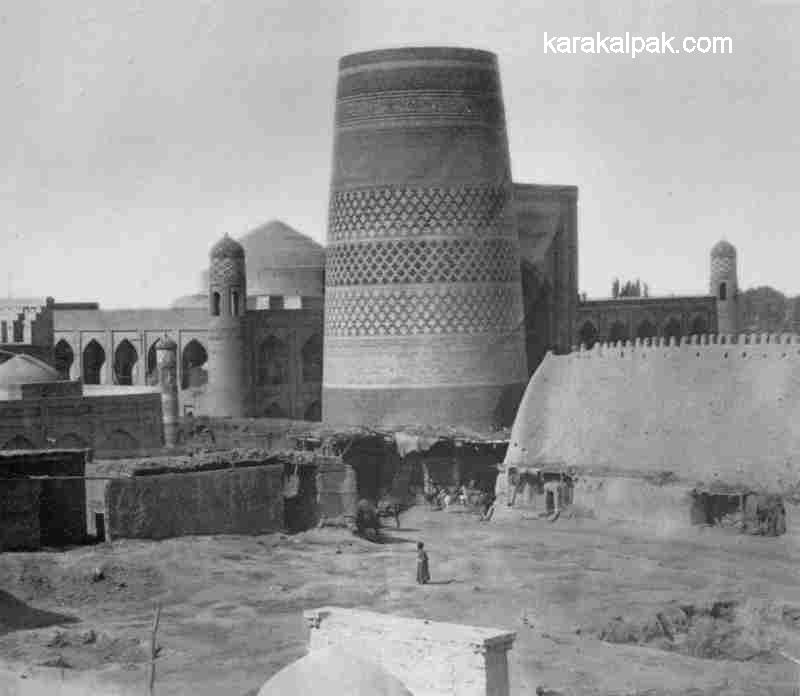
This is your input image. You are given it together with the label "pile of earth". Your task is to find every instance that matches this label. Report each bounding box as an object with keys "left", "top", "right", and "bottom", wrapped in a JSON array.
[
  {"left": 34, "top": 627, "right": 152, "bottom": 670},
  {"left": 0, "top": 557, "right": 163, "bottom": 609},
  {"left": 596, "top": 597, "right": 800, "bottom": 663}
]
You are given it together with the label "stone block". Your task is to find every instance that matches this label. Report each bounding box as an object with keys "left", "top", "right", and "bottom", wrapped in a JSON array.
[{"left": 304, "top": 606, "right": 515, "bottom": 696}]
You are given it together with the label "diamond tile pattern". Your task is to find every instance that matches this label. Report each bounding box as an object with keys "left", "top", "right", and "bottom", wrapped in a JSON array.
[
  {"left": 326, "top": 238, "right": 520, "bottom": 286},
  {"left": 209, "top": 258, "right": 245, "bottom": 287},
  {"left": 328, "top": 186, "right": 511, "bottom": 242},
  {"left": 325, "top": 285, "right": 523, "bottom": 337}
]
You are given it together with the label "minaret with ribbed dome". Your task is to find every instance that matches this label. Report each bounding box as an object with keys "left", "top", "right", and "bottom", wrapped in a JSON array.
[
  {"left": 710, "top": 239, "right": 739, "bottom": 334},
  {"left": 207, "top": 233, "right": 248, "bottom": 417}
]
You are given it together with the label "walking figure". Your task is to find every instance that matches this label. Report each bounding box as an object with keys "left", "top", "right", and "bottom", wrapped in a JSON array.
[{"left": 416, "top": 541, "right": 430, "bottom": 585}]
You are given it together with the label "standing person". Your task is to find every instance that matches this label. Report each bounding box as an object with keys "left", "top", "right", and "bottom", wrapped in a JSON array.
[{"left": 416, "top": 541, "right": 430, "bottom": 585}]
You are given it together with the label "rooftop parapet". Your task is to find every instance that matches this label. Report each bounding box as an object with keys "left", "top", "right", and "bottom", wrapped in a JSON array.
[{"left": 571, "top": 333, "right": 800, "bottom": 359}]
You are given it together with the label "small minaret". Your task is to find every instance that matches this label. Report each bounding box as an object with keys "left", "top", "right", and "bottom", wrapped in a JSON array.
[
  {"left": 207, "top": 234, "right": 247, "bottom": 418},
  {"left": 156, "top": 335, "right": 179, "bottom": 448},
  {"left": 710, "top": 239, "right": 739, "bottom": 334}
]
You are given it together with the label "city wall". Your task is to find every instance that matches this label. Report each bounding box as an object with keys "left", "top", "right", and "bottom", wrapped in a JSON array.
[
  {"left": 506, "top": 334, "right": 800, "bottom": 491},
  {"left": 104, "top": 464, "right": 284, "bottom": 540}
]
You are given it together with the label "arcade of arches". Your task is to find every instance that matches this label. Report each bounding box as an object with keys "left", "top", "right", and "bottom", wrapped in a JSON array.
[{"left": 575, "top": 297, "right": 717, "bottom": 349}]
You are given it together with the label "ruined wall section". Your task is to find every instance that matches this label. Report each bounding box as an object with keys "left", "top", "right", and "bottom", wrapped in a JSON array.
[{"left": 507, "top": 333, "right": 800, "bottom": 490}]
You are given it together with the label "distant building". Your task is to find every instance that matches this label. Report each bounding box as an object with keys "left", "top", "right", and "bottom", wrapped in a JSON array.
[
  {"left": 0, "top": 351, "right": 162, "bottom": 455},
  {"left": 0, "top": 221, "right": 325, "bottom": 423},
  {"left": 574, "top": 241, "right": 739, "bottom": 347}
]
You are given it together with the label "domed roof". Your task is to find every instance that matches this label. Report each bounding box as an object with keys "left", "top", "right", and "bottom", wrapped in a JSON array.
[
  {"left": 198, "top": 220, "right": 325, "bottom": 296},
  {"left": 239, "top": 220, "right": 324, "bottom": 271},
  {"left": 210, "top": 234, "right": 245, "bottom": 260},
  {"left": 170, "top": 294, "right": 207, "bottom": 309},
  {"left": 0, "top": 352, "right": 60, "bottom": 387},
  {"left": 257, "top": 646, "right": 412, "bottom": 696},
  {"left": 711, "top": 239, "right": 736, "bottom": 257}
]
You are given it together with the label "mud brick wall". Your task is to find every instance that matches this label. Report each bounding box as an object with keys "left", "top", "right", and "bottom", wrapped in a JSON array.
[
  {"left": 315, "top": 457, "right": 357, "bottom": 522},
  {"left": 0, "top": 479, "right": 41, "bottom": 550},
  {"left": 105, "top": 464, "right": 283, "bottom": 540},
  {"left": 304, "top": 606, "right": 515, "bottom": 696},
  {"left": 506, "top": 336, "right": 800, "bottom": 491},
  {"left": 0, "top": 450, "right": 87, "bottom": 548},
  {"left": 573, "top": 476, "right": 695, "bottom": 533}
]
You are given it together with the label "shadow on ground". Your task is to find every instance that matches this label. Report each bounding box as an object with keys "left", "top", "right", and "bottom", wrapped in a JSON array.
[{"left": 0, "top": 590, "right": 79, "bottom": 636}]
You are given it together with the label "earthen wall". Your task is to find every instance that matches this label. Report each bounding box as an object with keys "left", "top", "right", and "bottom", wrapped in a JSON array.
[
  {"left": 506, "top": 334, "right": 800, "bottom": 490},
  {"left": 105, "top": 464, "right": 283, "bottom": 540}
]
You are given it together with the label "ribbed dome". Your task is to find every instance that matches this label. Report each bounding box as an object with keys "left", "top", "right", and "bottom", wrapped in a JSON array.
[
  {"left": 258, "top": 647, "right": 412, "bottom": 696},
  {"left": 0, "top": 353, "right": 60, "bottom": 387},
  {"left": 239, "top": 220, "right": 324, "bottom": 272},
  {"left": 210, "top": 234, "right": 245, "bottom": 260},
  {"left": 199, "top": 220, "right": 325, "bottom": 297},
  {"left": 711, "top": 239, "right": 736, "bottom": 257}
]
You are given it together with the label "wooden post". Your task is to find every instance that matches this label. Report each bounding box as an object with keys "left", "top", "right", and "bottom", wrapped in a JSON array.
[{"left": 147, "top": 603, "right": 162, "bottom": 695}]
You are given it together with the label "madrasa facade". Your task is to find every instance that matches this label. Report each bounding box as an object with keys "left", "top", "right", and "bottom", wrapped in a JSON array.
[{"left": 0, "top": 47, "right": 735, "bottom": 431}]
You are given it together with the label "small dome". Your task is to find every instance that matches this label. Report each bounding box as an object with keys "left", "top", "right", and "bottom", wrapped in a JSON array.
[
  {"left": 0, "top": 353, "right": 61, "bottom": 387},
  {"left": 210, "top": 234, "right": 245, "bottom": 260},
  {"left": 199, "top": 220, "right": 325, "bottom": 297},
  {"left": 711, "top": 239, "right": 736, "bottom": 258},
  {"left": 258, "top": 646, "right": 412, "bottom": 696}
]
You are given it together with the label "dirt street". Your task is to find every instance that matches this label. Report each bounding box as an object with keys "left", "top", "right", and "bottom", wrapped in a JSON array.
[{"left": 2, "top": 507, "right": 800, "bottom": 695}]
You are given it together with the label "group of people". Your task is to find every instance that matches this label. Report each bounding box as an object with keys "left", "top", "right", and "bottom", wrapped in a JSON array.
[{"left": 426, "top": 481, "right": 494, "bottom": 516}]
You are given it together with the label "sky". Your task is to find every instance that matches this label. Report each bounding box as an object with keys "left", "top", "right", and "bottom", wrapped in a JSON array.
[{"left": 1, "top": 0, "right": 798, "bottom": 308}]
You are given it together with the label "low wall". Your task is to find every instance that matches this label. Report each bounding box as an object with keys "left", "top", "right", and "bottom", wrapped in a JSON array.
[
  {"left": 105, "top": 464, "right": 283, "bottom": 540},
  {"left": 0, "top": 392, "right": 163, "bottom": 457},
  {"left": 573, "top": 476, "right": 695, "bottom": 533},
  {"left": 0, "top": 480, "right": 40, "bottom": 551},
  {"left": 0, "top": 450, "right": 87, "bottom": 549},
  {"left": 304, "top": 606, "right": 516, "bottom": 696}
]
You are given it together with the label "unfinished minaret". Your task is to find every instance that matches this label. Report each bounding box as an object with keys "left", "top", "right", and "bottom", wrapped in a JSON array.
[{"left": 322, "top": 47, "right": 528, "bottom": 429}]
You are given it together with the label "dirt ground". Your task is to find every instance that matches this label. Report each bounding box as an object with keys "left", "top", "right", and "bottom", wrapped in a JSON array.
[{"left": 2, "top": 506, "right": 800, "bottom": 695}]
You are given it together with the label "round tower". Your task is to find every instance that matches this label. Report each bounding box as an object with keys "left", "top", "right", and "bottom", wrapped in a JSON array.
[
  {"left": 155, "top": 335, "right": 179, "bottom": 447},
  {"left": 322, "top": 47, "right": 528, "bottom": 429},
  {"left": 710, "top": 239, "right": 739, "bottom": 334},
  {"left": 207, "top": 234, "right": 247, "bottom": 418}
]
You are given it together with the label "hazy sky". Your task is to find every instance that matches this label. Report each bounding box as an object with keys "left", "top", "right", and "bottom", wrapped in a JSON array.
[{"left": 2, "top": 1, "right": 798, "bottom": 308}]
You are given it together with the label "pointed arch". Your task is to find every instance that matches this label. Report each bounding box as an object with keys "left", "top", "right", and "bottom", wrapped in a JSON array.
[
  {"left": 663, "top": 317, "right": 683, "bottom": 343},
  {"left": 181, "top": 339, "right": 208, "bottom": 390},
  {"left": 2, "top": 435, "right": 36, "bottom": 450},
  {"left": 608, "top": 321, "right": 628, "bottom": 344},
  {"left": 301, "top": 333, "right": 323, "bottom": 382},
  {"left": 54, "top": 433, "right": 88, "bottom": 449},
  {"left": 113, "top": 339, "right": 138, "bottom": 385},
  {"left": 258, "top": 335, "right": 289, "bottom": 386},
  {"left": 690, "top": 315, "right": 708, "bottom": 336},
  {"left": 578, "top": 321, "right": 598, "bottom": 350},
  {"left": 54, "top": 339, "right": 75, "bottom": 380},
  {"left": 146, "top": 339, "right": 159, "bottom": 385},
  {"left": 263, "top": 402, "right": 288, "bottom": 418},
  {"left": 104, "top": 429, "right": 139, "bottom": 452},
  {"left": 82, "top": 340, "right": 106, "bottom": 385},
  {"left": 304, "top": 400, "right": 321, "bottom": 422},
  {"left": 636, "top": 319, "right": 657, "bottom": 343}
]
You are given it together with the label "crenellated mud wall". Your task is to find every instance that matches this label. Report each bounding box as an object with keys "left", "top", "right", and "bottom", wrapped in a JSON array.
[{"left": 505, "top": 334, "right": 800, "bottom": 491}]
